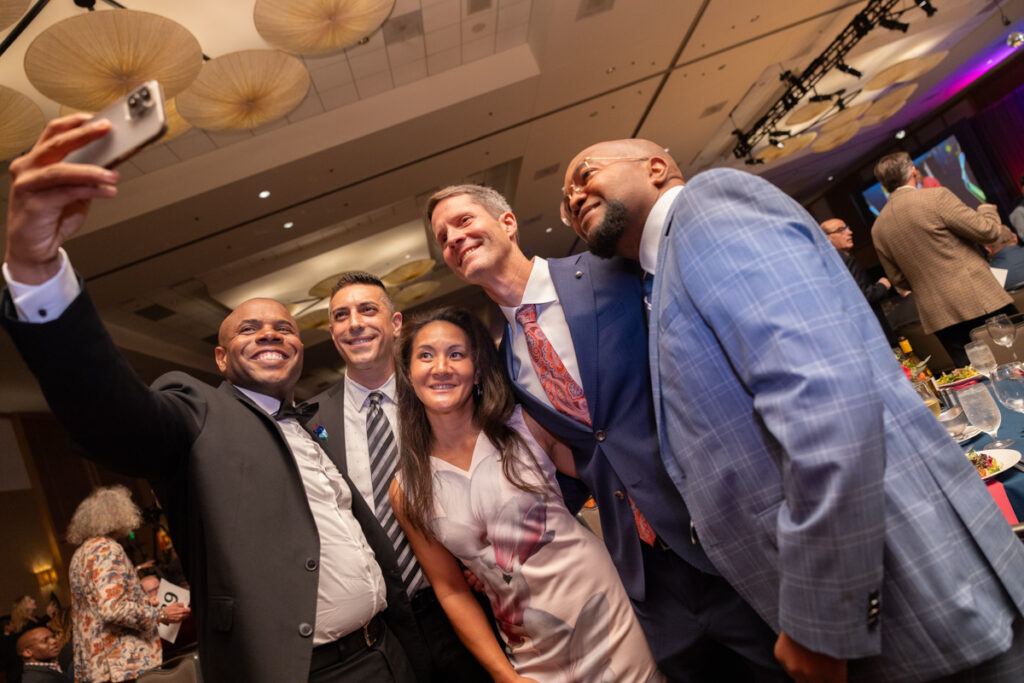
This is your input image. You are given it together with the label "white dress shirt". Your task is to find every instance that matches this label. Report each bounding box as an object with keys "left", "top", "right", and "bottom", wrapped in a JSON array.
[
  {"left": 3, "top": 251, "right": 388, "bottom": 645},
  {"left": 342, "top": 372, "right": 425, "bottom": 595},
  {"left": 342, "top": 373, "right": 399, "bottom": 514},
  {"left": 638, "top": 185, "right": 684, "bottom": 276},
  {"left": 500, "top": 257, "right": 585, "bottom": 411}
]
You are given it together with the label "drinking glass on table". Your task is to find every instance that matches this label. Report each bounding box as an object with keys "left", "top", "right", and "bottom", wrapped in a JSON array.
[
  {"left": 958, "top": 383, "right": 1014, "bottom": 448},
  {"left": 986, "top": 314, "right": 1019, "bottom": 361},
  {"left": 991, "top": 363, "right": 1024, "bottom": 416},
  {"left": 965, "top": 340, "right": 998, "bottom": 377}
]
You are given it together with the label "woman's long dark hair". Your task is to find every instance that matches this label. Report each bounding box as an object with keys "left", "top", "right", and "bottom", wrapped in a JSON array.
[{"left": 395, "top": 306, "right": 548, "bottom": 534}]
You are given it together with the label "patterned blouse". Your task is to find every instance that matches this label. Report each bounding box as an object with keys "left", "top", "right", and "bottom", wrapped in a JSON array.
[{"left": 69, "top": 536, "right": 162, "bottom": 682}]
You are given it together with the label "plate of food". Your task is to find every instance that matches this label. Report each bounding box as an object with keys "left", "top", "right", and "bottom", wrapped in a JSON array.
[
  {"left": 966, "top": 448, "right": 1020, "bottom": 480},
  {"left": 936, "top": 366, "right": 981, "bottom": 389}
]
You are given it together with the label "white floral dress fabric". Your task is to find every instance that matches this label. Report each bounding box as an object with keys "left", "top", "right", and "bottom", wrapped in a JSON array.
[{"left": 425, "top": 406, "right": 663, "bottom": 682}]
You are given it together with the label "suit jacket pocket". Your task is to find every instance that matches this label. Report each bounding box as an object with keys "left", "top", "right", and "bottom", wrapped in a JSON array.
[{"left": 208, "top": 596, "right": 234, "bottom": 632}]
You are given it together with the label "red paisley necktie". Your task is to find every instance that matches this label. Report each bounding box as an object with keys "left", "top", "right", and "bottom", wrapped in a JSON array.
[{"left": 515, "top": 303, "right": 656, "bottom": 545}]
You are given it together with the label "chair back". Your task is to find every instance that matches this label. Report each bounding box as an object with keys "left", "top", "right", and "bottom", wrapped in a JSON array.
[
  {"left": 137, "top": 651, "right": 201, "bottom": 683},
  {"left": 968, "top": 313, "right": 1024, "bottom": 365}
]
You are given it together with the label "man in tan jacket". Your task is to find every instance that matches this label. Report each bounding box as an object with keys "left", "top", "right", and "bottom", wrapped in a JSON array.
[{"left": 871, "top": 151, "right": 1014, "bottom": 366}]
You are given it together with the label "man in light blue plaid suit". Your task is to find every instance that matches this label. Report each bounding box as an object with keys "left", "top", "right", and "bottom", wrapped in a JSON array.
[{"left": 560, "top": 138, "right": 1024, "bottom": 682}]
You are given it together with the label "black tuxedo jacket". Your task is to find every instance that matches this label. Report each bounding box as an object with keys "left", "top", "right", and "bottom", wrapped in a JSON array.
[{"left": 1, "top": 287, "right": 428, "bottom": 683}]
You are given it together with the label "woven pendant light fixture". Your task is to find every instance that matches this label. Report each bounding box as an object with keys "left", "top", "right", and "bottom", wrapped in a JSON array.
[
  {"left": 0, "top": 0, "right": 29, "bottom": 32},
  {"left": 0, "top": 86, "right": 45, "bottom": 161},
  {"left": 254, "top": 0, "right": 395, "bottom": 55},
  {"left": 756, "top": 131, "right": 816, "bottom": 164},
  {"left": 176, "top": 50, "right": 310, "bottom": 130},
  {"left": 819, "top": 101, "right": 871, "bottom": 135},
  {"left": 23, "top": 10, "right": 203, "bottom": 112},
  {"left": 860, "top": 83, "right": 917, "bottom": 127},
  {"left": 813, "top": 121, "right": 860, "bottom": 152},
  {"left": 381, "top": 258, "right": 435, "bottom": 287},
  {"left": 783, "top": 99, "right": 832, "bottom": 126},
  {"left": 863, "top": 51, "right": 948, "bottom": 92}
]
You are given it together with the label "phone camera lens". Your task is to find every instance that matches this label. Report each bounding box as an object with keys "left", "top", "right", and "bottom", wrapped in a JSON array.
[
  {"left": 128, "top": 96, "right": 138, "bottom": 108},
  {"left": 139, "top": 87, "right": 150, "bottom": 101}
]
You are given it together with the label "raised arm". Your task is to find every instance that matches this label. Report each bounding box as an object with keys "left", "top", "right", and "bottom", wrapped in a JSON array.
[
  {"left": 5, "top": 114, "right": 119, "bottom": 284},
  {"left": 388, "top": 480, "right": 537, "bottom": 683}
]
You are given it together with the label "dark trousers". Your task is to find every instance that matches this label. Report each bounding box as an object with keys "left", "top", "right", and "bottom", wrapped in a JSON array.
[
  {"left": 308, "top": 620, "right": 414, "bottom": 683},
  {"left": 934, "top": 303, "right": 1018, "bottom": 368},
  {"left": 409, "top": 587, "right": 491, "bottom": 683},
  {"left": 633, "top": 543, "right": 790, "bottom": 683}
]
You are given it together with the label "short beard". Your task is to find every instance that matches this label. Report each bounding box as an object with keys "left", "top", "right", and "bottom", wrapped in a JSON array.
[{"left": 584, "top": 200, "right": 630, "bottom": 259}]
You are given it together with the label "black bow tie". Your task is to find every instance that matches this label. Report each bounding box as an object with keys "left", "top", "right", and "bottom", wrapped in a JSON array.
[{"left": 274, "top": 401, "right": 318, "bottom": 425}]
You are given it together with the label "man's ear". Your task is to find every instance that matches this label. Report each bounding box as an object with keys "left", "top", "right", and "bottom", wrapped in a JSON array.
[
  {"left": 500, "top": 211, "right": 518, "bottom": 240},
  {"left": 214, "top": 346, "right": 228, "bottom": 373},
  {"left": 392, "top": 310, "right": 403, "bottom": 336},
  {"left": 649, "top": 156, "right": 671, "bottom": 187}
]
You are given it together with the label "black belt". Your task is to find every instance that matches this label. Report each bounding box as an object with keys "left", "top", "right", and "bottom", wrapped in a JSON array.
[{"left": 309, "top": 613, "right": 384, "bottom": 671}]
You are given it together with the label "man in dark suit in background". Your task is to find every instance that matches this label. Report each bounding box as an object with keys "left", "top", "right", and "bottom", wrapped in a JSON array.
[
  {"left": 1, "top": 115, "right": 428, "bottom": 683},
  {"left": 310, "top": 272, "right": 489, "bottom": 682},
  {"left": 425, "top": 184, "right": 784, "bottom": 681},
  {"left": 16, "top": 627, "right": 64, "bottom": 683},
  {"left": 820, "top": 217, "right": 898, "bottom": 344}
]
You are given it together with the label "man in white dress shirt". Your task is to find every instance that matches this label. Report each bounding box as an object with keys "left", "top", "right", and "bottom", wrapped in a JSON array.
[
  {"left": 310, "top": 272, "right": 490, "bottom": 682},
  {"left": 0, "top": 115, "right": 427, "bottom": 682}
]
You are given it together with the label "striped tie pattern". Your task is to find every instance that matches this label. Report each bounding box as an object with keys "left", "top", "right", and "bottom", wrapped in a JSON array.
[{"left": 367, "top": 391, "right": 423, "bottom": 594}]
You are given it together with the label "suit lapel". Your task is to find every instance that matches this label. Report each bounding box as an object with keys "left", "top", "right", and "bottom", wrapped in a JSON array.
[
  {"left": 309, "top": 381, "right": 349, "bottom": 473},
  {"left": 548, "top": 255, "right": 601, "bottom": 416}
]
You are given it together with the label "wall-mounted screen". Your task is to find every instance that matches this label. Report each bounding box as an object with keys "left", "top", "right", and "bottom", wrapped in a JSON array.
[{"left": 861, "top": 134, "right": 988, "bottom": 217}]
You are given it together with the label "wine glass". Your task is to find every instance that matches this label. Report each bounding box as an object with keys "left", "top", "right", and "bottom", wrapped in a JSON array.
[
  {"left": 965, "top": 340, "right": 997, "bottom": 377},
  {"left": 986, "top": 314, "right": 1019, "bottom": 361},
  {"left": 991, "top": 362, "right": 1024, "bottom": 417},
  {"left": 958, "top": 383, "right": 1014, "bottom": 448}
]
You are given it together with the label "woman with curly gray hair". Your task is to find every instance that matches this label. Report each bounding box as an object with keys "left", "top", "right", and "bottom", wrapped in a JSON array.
[{"left": 67, "top": 486, "right": 189, "bottom": 682}]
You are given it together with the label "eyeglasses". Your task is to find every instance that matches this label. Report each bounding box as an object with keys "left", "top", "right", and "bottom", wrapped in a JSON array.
[
  {"left": 560, "top": 156, "right": 649, "bottom": 226},
  {"left": 824, "top": 224, "right": 852, "bottom": 235}
]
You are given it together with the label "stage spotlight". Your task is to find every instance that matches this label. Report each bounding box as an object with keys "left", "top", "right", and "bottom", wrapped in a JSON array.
[
  {"left": 837, "top": 62, "right": 863, "bottom": 78},
  {"left": 769, "top": 139, "right": 785, "bottom": 149},
  {"left": 1009, "top": 32, "right": 1024, "bottom": 48},
  {"left": 880, "top": 17, "right": 909, "bottom": 32},
  {"left": 915, "top": 1, "right": 937, "bottom": 17},
  {"left": 895, "top": 129, "right": 907, "bottom": 140}
]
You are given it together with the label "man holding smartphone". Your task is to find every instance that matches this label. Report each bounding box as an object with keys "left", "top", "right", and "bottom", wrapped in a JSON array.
[{"left": 1, "top": 115, "right": 429, "bottom": 683}]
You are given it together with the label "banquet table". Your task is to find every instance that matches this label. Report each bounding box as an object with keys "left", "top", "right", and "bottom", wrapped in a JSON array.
[{"left": 954, "top": 380, "right": 1024, "bottom": 525}]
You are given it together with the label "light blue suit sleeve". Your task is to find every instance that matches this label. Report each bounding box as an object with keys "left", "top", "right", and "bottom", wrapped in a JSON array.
[{"left": 654, "top": 169, "right": 888, "bottom": 657}]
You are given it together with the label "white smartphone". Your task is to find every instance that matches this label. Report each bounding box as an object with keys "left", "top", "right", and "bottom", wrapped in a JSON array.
[{"left": 64, "top": 80, "right": 168, "bottom": 168}]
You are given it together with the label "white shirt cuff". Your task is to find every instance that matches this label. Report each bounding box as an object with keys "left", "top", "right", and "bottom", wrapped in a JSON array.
[{"left": 2, "top": 249, "right": 81, "bottom": 322}]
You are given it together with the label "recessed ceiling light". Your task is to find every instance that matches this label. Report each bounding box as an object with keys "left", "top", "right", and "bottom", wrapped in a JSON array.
[
  {"left": 258, "top": 190, "right": 271, "bottom": 199},
  {"left": 404, "top": 254, "right": 412, "bottom": 259},
  {"left": 827, "top": 175, "right": 834, "bottom": 181},
  {"left": 606, "top": 66, "right": 616, "bottom": 74},
  {"left": 545, "top": 227, "right": 553, "bottom": 233},
  {"left": 283, "top": 221, "right": 294, "bottom": 229},
  {"left": 895, "top": 129, "right": 907, "bottom": 139}
]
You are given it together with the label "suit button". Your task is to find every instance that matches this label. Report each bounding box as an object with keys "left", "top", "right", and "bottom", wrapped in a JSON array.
[
  {"left": 305, "top": 558, "right": 317, "bottom": 571},
  {"left": 614, "top": 490, "right": 625, "bottom": 500},
  {"left": 574, "top": 270, "right": 583, "bottom": 279},
  {"left": 298, "top": 622, "right": 313, "bottom": 637},
  {"left": 594, "top": 430, "right": 606, "bottom": 441}
]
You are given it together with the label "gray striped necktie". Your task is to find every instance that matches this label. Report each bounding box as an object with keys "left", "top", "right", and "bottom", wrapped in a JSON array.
[{"left": 366, "top": 391, "right": 422, "bottom": 595}]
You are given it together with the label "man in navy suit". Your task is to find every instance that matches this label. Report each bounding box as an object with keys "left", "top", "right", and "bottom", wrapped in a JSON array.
[
  {"left": 425, "top": 184, "right": 783, "bottom": 680},
  {"left": 561, "top": 137, "right": 1024, "bottom": 681}
]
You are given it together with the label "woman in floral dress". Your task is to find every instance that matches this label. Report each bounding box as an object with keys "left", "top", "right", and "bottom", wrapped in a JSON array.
[
  {"left": 392, "top": 307, "right": 662, "bottom": 683},
  {"left": 66, "top": 486, "right": 189, "bottom": 682}
]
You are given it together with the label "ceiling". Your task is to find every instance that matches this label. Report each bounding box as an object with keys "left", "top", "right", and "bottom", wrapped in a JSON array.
[{"left": 1, "top": 0, "right": 1022, "bottom": 412}]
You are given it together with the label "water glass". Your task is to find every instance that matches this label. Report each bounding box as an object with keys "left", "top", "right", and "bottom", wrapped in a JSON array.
[
  {"left": 991, "top": 362, "right": 1024, "bottom": 415},
  {"left": 958, "top": 383, "right": 1014, "bottom": 448},
  {"left": 986, "top": 314, "right": 1019, "bottom": 361},
  {"left": 937, "top": 405, "right": 968, "bottom": 439},
  {"left": 965, "top": 340, "right": 997, "bottom": 376}
]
